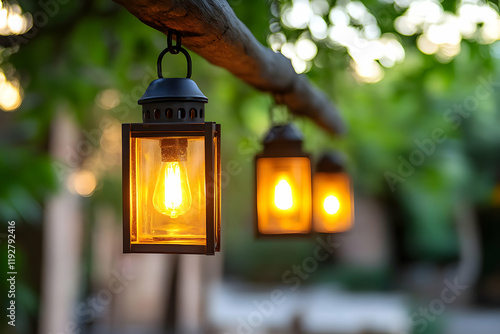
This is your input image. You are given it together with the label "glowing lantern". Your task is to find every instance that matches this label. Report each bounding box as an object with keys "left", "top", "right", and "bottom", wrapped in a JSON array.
[
  {"left": 255, "top": 124, "right": 312, "bottom": 236},
  {"left": 313, "top": 153, "right": 354, "bottom": 233},
  {"left": 122, "top": 38, "right": 221, "bottom": 254}
]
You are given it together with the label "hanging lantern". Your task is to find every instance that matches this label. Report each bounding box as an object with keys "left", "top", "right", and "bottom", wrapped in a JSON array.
[
  {"left": 122, "top": 32, "right": 221, "bottom": 254},
  {"left": 255, "top": 124, "right": 312, "bottom": 236},
  {"left": 313, "top": 152, "right": 354, "bottom": 233}
]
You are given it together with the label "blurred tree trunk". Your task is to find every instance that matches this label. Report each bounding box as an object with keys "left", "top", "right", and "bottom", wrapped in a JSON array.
[
  {"left": 39, "top": 113, "right": 84, "bottom": 334},
  {"left": 177, "top": 255, "right": 203, "bottom": 333},
  {"left": 336, "top": 195, "right": 392, "bottom": 268},
  {"left": 111, "top": 254, "right": 173, "bottom": 329},
  {"left": 454, "top": 203, "right": 481, "bottom": 304},
  {"left": 176, "top": 250, "right": 224, "bottom": 332}
]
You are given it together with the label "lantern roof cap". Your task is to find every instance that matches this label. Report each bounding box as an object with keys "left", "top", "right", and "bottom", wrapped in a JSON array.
[
  {"left": 263, "top": 124, "right": 304, "bottom": 144},
  {"left": 316, "top": 152, "right": 345, "bottom": 173},
  {"left": 259, "top": 124, "right": 308, "bottom": 158},
  {"left": 138, "top": 78, "right": 208, "bottom": 105}
]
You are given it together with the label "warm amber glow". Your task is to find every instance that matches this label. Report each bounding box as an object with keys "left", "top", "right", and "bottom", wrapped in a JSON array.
[
  {"left": 323, "top": 195, "right": 340, "bottom": 215},
  {"left": 256, "top": 157, "right": 311, "bottom": 234},
  {"left": 274, "top": 178, "right": 293, "bottom": 211},
  {"left": 493, "top": 184, "right": 500, "bottom": 207},
  {"left": 96, "top": 89, "right": 121, "bottom": 110},
  {"left": 0, "top": 72, "right": 22, "bottom": 111},
  {"left": 153, "top": 161, "right": 192, "bottom": 218},
  {"left": 68, "top": 170, "right": 97, "bottom": 197},
  {"left": 0, "top": 2, "right": 31, "bottom": 36},
  {"left": 130, "top": 137, "right": 207, "bottom": 245},
  {"left": 313, "top": 172, "right": 354, "bottom": 233}
]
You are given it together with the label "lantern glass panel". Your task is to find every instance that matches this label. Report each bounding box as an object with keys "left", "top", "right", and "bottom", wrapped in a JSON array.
[
  {"left": 256, "top": 157, "right": 311, "bottom": 234},
  {"left": 130, "top": 136, "right": 207, "bottom": 245},
  {"left": 313, "top": 172, "right": 353, "bottom": 233}
]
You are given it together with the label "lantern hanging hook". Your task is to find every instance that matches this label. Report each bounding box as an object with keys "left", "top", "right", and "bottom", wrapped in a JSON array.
[
  {"left": 269, "top": 97, "right": 277, "bottom": 126},
  {"left": 157, "top": 29, "right": 192, "bottom": 79},
  {"left": 167, "top": 29, "right": 182, "bottom": 54},
  {"left": 269, "top": 95, "right": 294, "bottom": 126}
]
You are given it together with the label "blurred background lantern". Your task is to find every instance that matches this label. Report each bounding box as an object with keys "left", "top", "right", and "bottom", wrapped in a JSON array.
[
  {"left": 122, "top": 35, "right": 221, "bottom": 254},
  {"left": 313, "top": 152, "right": 354, "bottom": 233},
  {"left": 254, "top": 123, "right": 312, "bottom": 236}
]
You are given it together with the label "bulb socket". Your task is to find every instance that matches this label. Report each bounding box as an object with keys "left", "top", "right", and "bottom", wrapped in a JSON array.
[{"left": 160, "top": 138, "right": 188, "bottom": 162}]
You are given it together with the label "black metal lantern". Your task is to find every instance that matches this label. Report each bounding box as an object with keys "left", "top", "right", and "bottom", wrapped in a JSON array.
[
  {"left": 254, "top": 124, "right": 312, "bottom": 236},
  {"left": 313, "top": 152, "right": 354, "bottom": 233},
  {"left": 122, "top": 33, "right": 221, "bottom": 254}
]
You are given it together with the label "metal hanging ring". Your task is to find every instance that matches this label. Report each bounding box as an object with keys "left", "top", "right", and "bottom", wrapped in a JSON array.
[
  {"left": 157, "top": 29, "right": 191, "bottom": 78},
  {"left": 167, "top": 29, "right": 182, "bottom": 55},
  {"left": 157, "top": 46, "right": 192, "bottom": 79}
]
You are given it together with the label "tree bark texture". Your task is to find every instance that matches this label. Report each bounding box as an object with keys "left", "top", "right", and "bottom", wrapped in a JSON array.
[{"left": 113, "top": 0, "right": 345, "bottom": 134}]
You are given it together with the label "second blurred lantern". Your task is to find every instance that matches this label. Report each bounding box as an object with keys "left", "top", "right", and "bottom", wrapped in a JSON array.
[{"left": 254, "top": 124, "right": 312, "bottom": 236}]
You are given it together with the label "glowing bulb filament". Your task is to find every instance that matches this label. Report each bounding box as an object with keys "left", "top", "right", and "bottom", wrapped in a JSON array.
[
  {"left": 164, "top": 163, "right": 182, "bottom": 214},
  {"left": 275, "top": 179, "right": 293, "bottom": 210},
  {"left": 323, "top": 195, "right": 340, "bottom": 215},
  {"left": 153, "top": 161, "right": 192, "bottom": 218}
]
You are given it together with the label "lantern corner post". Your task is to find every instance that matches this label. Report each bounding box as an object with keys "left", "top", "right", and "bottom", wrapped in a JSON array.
[
  {"left": 122, "top": 123, "right": 132, "bottom": 253},
  {"left": 308, "top": 155, "right": 313, "bottom": 234},
  {"left": 204, "top": 122, "right": 216, "bottom": 255},
  {"left": 253, "top": 154, "right": 268, "bottom": 239},
  {"left": 215, "top": 123, "right": 221, "bottom": 252}
]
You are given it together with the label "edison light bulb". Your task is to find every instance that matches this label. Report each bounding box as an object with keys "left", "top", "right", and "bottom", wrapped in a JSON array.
[
  {"left": 323, "top": 195, "right": 340, "bottom": 215},
  {"left": 153, "top": 138, "right": 192, "bottom": 218},
  {"left": 275, "top": 179, "right": 293, "bottom": 210}
]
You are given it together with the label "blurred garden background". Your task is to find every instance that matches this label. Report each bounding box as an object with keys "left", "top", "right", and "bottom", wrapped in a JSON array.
[{"left": 1, "top": 0, "right": 500, "bottom": 333}]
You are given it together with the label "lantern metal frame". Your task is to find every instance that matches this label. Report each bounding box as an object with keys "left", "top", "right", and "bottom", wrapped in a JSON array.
[
  {"left": 122, "top": 32, "right": 221, "bottom": 254},
  {"left": 254, "top": 124, "right": 313, "bottom": 238}
]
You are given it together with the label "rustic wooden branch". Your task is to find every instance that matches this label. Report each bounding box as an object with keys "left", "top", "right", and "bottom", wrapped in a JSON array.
[{"left": 113, "top": 0, "right": 345, "bottom": 134}]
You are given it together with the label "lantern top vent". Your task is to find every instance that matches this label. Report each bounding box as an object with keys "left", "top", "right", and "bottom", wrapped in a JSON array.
[
  {"left": 138, "top": 43, "right": 208, "bottom": 123},
  {"left": 259, "top": 124, "right": 307, "bottom": 158},
  {"left": 263, "top": 124, "right": 303, "bottom": 144},
  {"left": 138, "top": 78, "right": 208, "bottom": 105},
  {"left": 316, "top": 152, "right": 345, "bottom": 173}
]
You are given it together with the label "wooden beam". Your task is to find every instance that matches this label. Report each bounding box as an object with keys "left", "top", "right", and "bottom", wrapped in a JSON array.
[{"left": 112, "top": 0, "right": 345, "bottom": 134}]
